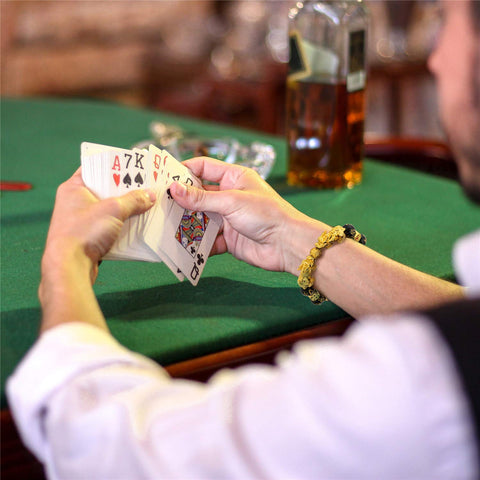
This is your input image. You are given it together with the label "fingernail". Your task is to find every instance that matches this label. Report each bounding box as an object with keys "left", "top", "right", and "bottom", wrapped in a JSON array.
[{"left": 144, "top": 189, "right": 156, "bottom": 203}]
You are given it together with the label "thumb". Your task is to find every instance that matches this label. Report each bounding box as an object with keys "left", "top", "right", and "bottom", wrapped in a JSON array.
[
  {"left": 100, "top": 189, "right": 156, "bottom": 221},
  {"left": 170, "top": 182, "right": 231, "bottom": 215}
]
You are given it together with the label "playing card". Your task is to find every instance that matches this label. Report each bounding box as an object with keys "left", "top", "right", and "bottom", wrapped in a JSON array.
[
  {"left": 81, "top": 142, "right": 136, "bottom": 198},
  {"left": 142, "top": 147, "right": 201, "bottom": 263},
  {"left": 81, "top": 142, "right": 111, "bottom": 198},
  {"left": 160, "top": 207, "right": 222, "bottom": 286},
  {"left": 128, "top": 148, "right": 150, "bottom": 247}
]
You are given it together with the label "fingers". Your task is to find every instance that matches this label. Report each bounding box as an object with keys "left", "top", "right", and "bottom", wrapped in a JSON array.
[
  {"left": 210, "top": 234, "right": 228, "bottom": 256},
  {"left": 55, "top": 167, "right": 83, "bottom": 195},
  {"left": 99, "top": 189, "right": 156, "bottom": 221},
  {"left": 70, "top": 167, "right": 83, "bottom": 181},
  {"left": 170, "top": 181, "right": 237, "bottom": 216},
  {"left": 64, "top": 167, "right": 84, "bottom": 188},
  {"left": 182, "top": 157, "right": 248, "bottom": 188},
  {"left": 119, "top": 189, "right": 156, "bottom": 220}
]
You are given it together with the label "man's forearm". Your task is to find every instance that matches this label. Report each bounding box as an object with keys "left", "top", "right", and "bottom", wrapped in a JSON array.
[
  {"left": 318, "top": 239, "right": 465, "bottom": 317},
  {"left": 39, "top": 241, "right": 108, "bottom": 333},
  {"left": 284, "top": 218, "right": 465, "bottom": 318}
]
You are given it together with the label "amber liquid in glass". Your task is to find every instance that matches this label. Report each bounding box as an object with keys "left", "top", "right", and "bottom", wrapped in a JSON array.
[{"left": 286, "top": 78, "right": 365, "bottom": 189}]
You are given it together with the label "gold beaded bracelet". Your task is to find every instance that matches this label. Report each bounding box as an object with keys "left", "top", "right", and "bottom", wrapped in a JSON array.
[{"left": 297, "top": 224, "right": 366, "bottom": 304}]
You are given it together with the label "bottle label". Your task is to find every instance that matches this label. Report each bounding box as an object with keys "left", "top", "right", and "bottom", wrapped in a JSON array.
[
  {"left": 347, "top": 30, "right": 366, "bottom": 92},
  {"left": 288, "top": 31, "right": 310, "bottom": 81},
  {"left": 288, "top": 31, "right": 339, "bottom": 82}
]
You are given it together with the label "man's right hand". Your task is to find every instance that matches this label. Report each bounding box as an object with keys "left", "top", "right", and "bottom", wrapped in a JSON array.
[{"left": 169, "top": 157, "right": 328, "bottom": 275}]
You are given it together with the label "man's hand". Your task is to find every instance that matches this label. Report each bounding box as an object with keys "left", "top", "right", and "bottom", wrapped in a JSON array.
[
  {"left": 43, "top": 168, "right": 156, "bottom": 283},
  {"left": 170, "top": 157, "right": 328, "bottom": 275}
]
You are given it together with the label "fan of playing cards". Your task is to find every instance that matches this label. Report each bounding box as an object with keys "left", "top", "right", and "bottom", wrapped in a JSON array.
[{"left": 81, "top": 142, "right": 222, "bottom": 286}]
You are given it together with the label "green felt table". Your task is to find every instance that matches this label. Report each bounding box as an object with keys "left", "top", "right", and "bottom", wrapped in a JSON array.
[{"left": 2, "top": 98, "right": 479, "bottom": 410}]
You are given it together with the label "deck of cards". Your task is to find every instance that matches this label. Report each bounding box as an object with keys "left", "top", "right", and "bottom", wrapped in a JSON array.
[{"left": 81, "top": 142, "right": 222, "bottom": 286}]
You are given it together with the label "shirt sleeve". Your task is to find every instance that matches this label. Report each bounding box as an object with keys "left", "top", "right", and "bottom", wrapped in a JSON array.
[{"left": 6, "top": 317, "right": 477, "bottom": 480}]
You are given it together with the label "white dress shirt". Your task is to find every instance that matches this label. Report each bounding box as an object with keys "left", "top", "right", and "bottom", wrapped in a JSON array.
[
  {"left": 7, "top": 230, "right": 480, "bottom": 480},
  {"left": 454, "top": 229, "right": 480, "bottom": 297}
]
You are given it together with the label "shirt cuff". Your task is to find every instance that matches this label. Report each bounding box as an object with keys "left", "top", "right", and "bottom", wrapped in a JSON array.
[
  {"left": 453, "top": 229, "right": 480, "bottom": 294},
  {"left": 6, "top": 322, "right": 166, "bottom": 461}
]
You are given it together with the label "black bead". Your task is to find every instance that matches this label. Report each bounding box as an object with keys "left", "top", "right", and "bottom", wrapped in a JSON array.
[{"left": 343, "top": 224, "right": 356, "bottom": 238}]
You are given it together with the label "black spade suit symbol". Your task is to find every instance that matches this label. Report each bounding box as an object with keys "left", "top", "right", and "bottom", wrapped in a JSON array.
[
  {"left": 123, "top": 173, "right": 132, "bottom": 188},
  {"left": 134, "top": 172, "right": 144, "bottom": 187}
]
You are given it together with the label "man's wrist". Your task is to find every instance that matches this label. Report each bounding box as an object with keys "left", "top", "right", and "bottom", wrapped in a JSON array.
[
  {"left": 39, "top": 238, "right": 108, "bottom": 334},
  {"left": 41, "top": 238, "right": 94, "bottom": 285},
  {"left": 282, "top": 217, "right": 330, "bottom": 276}
]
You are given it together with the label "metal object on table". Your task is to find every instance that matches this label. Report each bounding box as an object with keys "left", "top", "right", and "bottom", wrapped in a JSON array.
[{"left": 133, "top": 121, "right": 276, "bottom": 180}]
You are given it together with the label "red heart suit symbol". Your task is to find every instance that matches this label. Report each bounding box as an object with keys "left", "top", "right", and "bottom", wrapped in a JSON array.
[
  {"left": 154, "top": 171, "right": 158, "bottom": 182},
  {"left": 113, "top": 174, "right": 120, "bottom": 186}
]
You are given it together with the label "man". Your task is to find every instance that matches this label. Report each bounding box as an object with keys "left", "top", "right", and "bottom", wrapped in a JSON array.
[{"left": 7, "top": 0, "right": 479, "bottom": 478}]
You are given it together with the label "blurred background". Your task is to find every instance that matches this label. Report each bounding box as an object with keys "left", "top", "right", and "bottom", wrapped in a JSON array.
[{"left": 1, "top": 0, "right": 443, "bottom": 139}]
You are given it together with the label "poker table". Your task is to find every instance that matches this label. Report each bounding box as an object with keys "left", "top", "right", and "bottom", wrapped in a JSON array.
[{"left": 1, "top": 97, "right": 479, "bottom": 478}]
